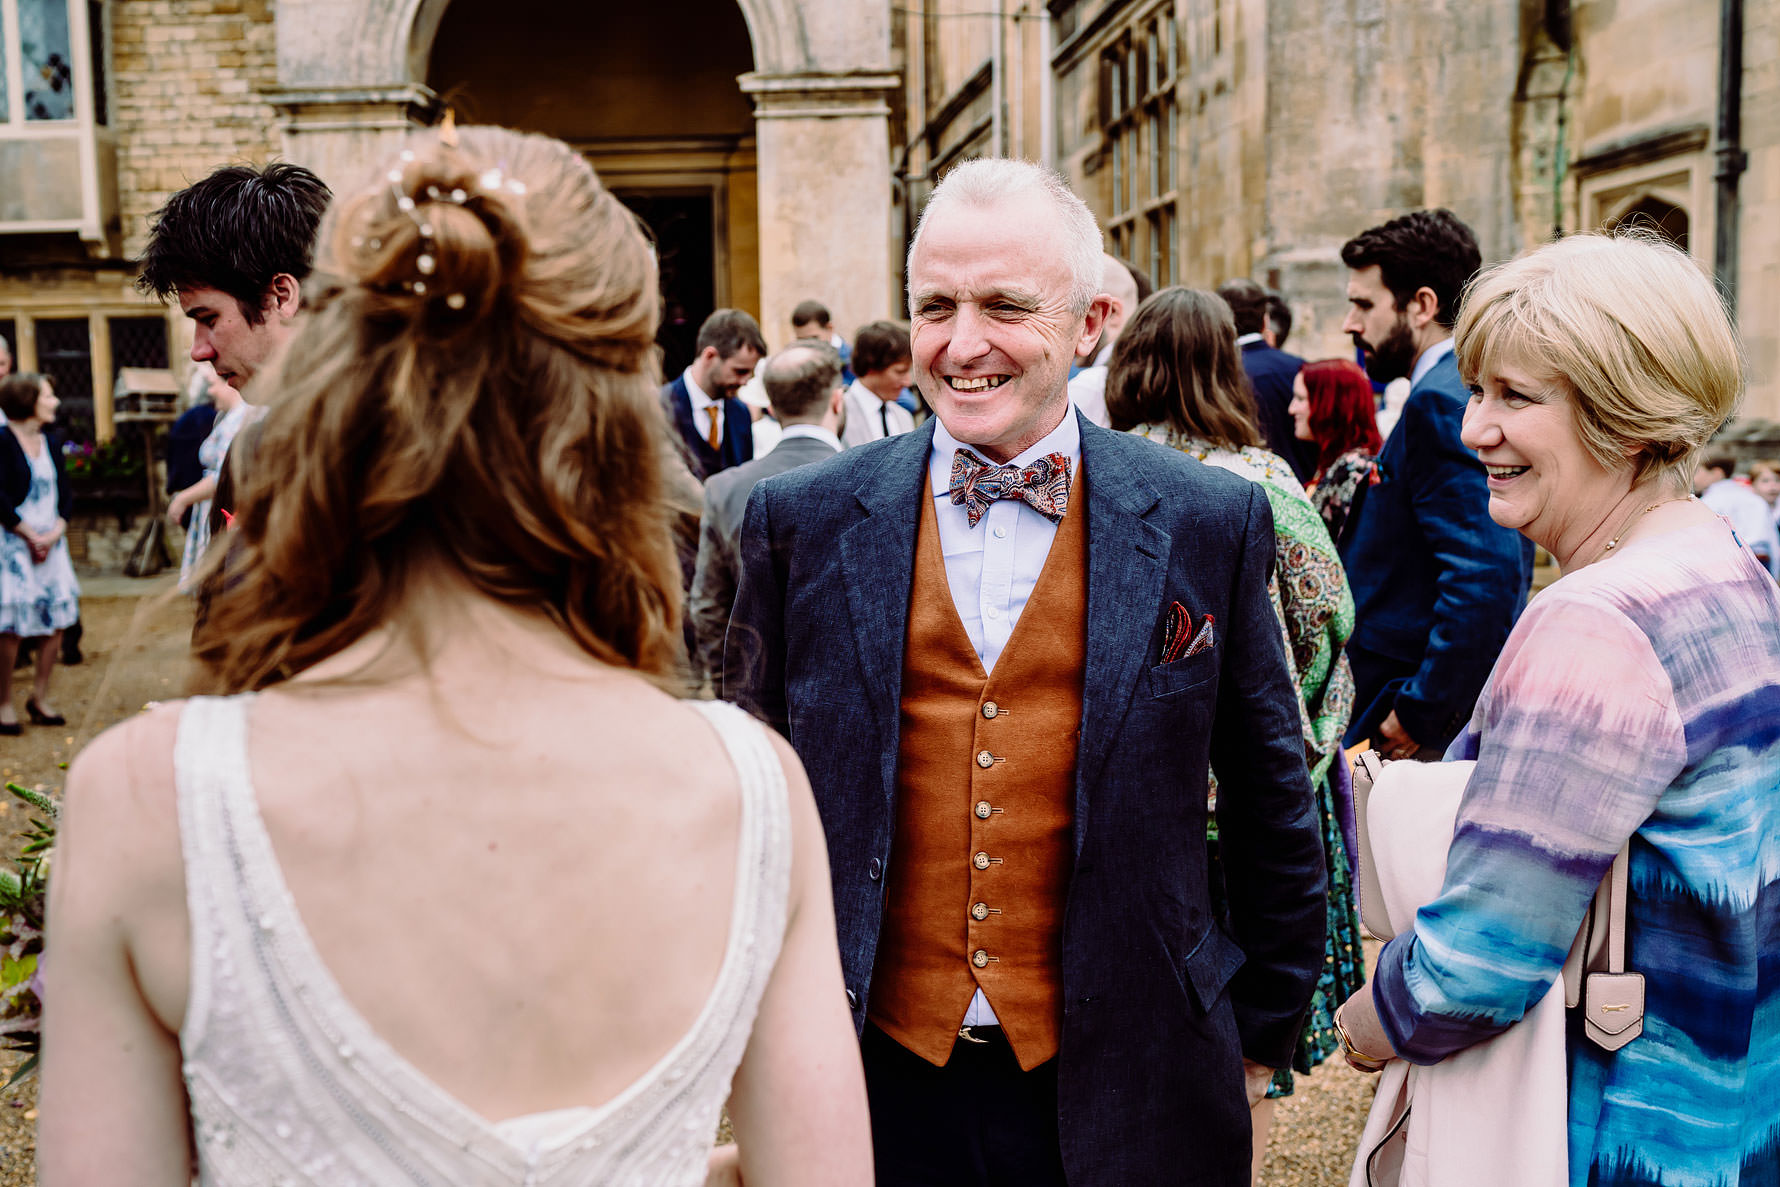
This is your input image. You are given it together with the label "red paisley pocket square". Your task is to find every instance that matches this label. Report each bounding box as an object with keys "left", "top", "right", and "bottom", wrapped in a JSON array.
[{"left": 1161, "top": 601, "right": 1215, "bottom": 664}]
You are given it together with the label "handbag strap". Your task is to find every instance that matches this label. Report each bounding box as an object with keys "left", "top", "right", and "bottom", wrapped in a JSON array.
[{"left": 1604, "top": 843, "right": 1629, "bottom": 973}]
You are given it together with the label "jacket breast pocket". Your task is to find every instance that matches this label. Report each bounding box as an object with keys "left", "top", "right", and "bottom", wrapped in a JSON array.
[{"left": 1144, "top": 649, "right": 1217, "bottom": 700}]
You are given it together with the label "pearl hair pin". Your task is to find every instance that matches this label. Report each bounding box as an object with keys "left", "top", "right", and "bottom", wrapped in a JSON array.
[{"left": 375, "top": 143, "right": 528, "bottom": 307}]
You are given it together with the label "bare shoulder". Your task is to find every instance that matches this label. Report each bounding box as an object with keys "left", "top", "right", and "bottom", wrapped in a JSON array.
[
  {"left": 60, "top": 702, "right": 188, "bottom": 914},
  {"left": 66, "top": 701, "right": 184, "bottom": 819}
]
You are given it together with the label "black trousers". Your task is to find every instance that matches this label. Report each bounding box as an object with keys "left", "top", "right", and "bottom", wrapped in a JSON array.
[{"left": 862, "top": 1022, "right": 1069, "bottom": 1187}]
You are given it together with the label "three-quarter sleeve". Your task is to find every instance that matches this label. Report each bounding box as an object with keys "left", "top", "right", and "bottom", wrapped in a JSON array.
[{"left": 1372, "top": 586, "right": 1686, "bottom": 1063}]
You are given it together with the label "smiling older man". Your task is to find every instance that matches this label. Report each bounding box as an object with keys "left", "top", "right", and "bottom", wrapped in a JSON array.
[{"left": 725, "top": 159, "right": 1325, "bottom": 1187}]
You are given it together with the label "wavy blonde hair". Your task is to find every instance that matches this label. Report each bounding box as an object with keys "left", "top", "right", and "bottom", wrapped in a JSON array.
[
  {"left": 195, "top": 125, "right": 681, "bottom": 692},
  {"left": 1455, "top": 232, "right": 1744, "bottom": 486}
]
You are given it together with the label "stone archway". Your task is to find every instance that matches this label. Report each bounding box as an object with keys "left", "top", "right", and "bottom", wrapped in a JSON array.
[{"left": 265, "top": 0, "right": 899, "bottom": 347}]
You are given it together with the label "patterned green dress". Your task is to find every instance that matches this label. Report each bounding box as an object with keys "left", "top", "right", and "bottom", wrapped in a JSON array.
[{"left": 1130, "top": 427, "right": 1366, "bottom": 1097}]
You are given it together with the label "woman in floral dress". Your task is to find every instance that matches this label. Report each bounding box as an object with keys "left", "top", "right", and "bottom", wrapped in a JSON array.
[
  {"left": 1105, "top": 287, "right": 1363, "bottom": 1179},
  {"left": 0, "top": 373, "right": 81, "bottom": 732}
]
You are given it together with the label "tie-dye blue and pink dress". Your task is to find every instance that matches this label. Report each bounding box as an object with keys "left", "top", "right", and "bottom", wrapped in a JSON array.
[{"left": 1371, "top": 518, "right": 1780, "bottom": 1185}]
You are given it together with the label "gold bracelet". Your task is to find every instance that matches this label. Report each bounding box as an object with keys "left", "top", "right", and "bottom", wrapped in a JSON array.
[{"left": 1333, "top": 1007, "right": 1391, "bottom": 1073}]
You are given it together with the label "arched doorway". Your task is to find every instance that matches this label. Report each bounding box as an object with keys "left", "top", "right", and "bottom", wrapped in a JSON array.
[
  {"left": 427, "top": 0, "right": 759, "bottom": 376},
  {"left": 1608, "top": 194, "right": 1690, "bottom": 252},
  {"left": 268, "top": 0, "right": 897, "bottom": 361}
]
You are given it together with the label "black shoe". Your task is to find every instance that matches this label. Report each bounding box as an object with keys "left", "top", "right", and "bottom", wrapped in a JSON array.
[
  {"left": 0, "top": 720, "right": 19, "bottom": 736},
  {"left": 25, "top": 700, "right": 63, "bottom": 727}
]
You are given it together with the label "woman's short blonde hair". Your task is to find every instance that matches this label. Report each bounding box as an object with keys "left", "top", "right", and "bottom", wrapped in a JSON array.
[{"left": 1454, "top": 232, "right": 1744, "bottom": 485}]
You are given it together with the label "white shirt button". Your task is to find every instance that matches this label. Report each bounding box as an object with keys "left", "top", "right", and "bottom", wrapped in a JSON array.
[
  {"left": 992, "top": 525, "right": 1008, "bottom": 539},
  {"left": 985, "top": 606, "right": 1001, "bottom": 620}
]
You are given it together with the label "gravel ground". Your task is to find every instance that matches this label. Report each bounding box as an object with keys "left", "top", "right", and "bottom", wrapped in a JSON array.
[
  {"left": 1262, "top": 1041, "right": 1377, "bottom": 1185},
  {"left": 0, "top": 579, "right": 1380, "bottom": 1184}
]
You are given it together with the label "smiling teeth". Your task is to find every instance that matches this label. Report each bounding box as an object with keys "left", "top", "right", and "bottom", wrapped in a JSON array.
[
  {"left": 949, "top": 376, "right": 1008, "bottom": 392},
  {"left": 1485, "top": 465, "right": 1529, "bottom": 478}
]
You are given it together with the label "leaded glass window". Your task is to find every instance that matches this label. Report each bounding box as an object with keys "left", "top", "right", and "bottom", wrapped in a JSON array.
[{"left": 21, "top": 0, "right": 76, "bottom": 121}]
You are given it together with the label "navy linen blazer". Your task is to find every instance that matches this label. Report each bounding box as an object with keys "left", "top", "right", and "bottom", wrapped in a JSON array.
[
  {"left": 726, "top": 413, "right": 1326, "bottom": 1185},
  {"left": 660, "top": 373, "right": 753, "bottom": 481},
  {"left": 1338, "top": 352, "right": 1534, "bottom": 751}
]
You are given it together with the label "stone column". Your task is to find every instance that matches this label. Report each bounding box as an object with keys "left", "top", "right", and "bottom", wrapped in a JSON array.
[
  {"left": 740, "top": 71, "right": 900, "bottom": 348},
  {"left": 262, "top": 84, "right": 440, "bottom": 197}
]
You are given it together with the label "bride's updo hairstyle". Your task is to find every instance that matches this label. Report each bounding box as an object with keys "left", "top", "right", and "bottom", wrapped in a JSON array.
[{"left": 196, "top": 125, "right": 679, "bottom": 691}]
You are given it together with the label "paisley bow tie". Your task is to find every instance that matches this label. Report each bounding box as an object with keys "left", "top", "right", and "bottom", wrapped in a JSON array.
[{"left": 948, "top": 449, "right": 1073, "bottom": 528}]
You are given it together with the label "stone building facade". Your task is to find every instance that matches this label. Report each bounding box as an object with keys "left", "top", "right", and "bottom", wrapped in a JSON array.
[
  {"left": 899, "top": 0, "right": 1780, "bottom": 426},
  {"left": 1, "top": 0, "right": 1775, "bottom": 458},
  {"left": 0, "top": 0, "right": 899, "bottom": 441}
]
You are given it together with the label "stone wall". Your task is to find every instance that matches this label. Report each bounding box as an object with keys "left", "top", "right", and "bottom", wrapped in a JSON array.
[{"left": 111, "top": 0, "right": 282, "bottom": 260}]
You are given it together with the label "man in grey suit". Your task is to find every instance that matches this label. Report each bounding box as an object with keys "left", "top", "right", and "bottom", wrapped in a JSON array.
[
  {"left": 726, "top": 159, "right": 1324, "bottom": 1186},
  {"left": 691, "top": 340, "right": 846, "bottom": 688}
]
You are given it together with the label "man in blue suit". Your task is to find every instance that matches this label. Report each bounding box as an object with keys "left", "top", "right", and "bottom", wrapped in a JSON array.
[
  {"left": 659, "top": 308, "right": 765, "bottom": 481},
  {"left": 726, "top": 159, "right": 1325, "bottom": 1186},
  {"left": 1219, "top": 278, "right": 1313, "bottom": 482},
  {"left": 1337, "top": 210, "right": 1534, "bottom": 759}
]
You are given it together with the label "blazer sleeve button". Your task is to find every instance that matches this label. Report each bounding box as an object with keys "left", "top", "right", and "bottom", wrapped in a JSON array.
[{"left": 867, "top": 857, "right": 883, "bottom": 880}]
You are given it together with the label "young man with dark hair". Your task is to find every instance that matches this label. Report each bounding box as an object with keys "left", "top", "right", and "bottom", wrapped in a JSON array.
[
  {"left": 137, "top": 161, "right": 332, "bottom": 586},
  {"left": 841, "top": 320, "right": 916, "bottom": 448},
  {"left": 660, "top": 308, "right": 767, "bottom": 480},
  {"left": 1217, "top": 277, "right": 1309, "bottom": 478},
  {"left": 1337, "top": 209, "right": 1533, "bottom": 760},
  {"left": 137, "top": 162, "right": 332, "bottom": 392}
]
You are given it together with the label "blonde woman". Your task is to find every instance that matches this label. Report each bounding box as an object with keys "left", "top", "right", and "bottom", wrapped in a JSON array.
[
  {"left": 1335, "top": 234, "right": 1780, "bottom": 1183},
  {"left": 41, "top": 126, "right": 871, "bottom": 1185}
]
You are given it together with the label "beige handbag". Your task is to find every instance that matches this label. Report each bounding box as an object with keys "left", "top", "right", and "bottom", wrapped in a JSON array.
[{"left": 1351, "top": 750, "right": 1642, "bottom": 1051}]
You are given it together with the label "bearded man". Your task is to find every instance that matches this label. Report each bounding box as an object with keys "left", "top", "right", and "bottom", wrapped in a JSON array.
[{"left": 1337, "top": 210, "right": 1534, "bottom": 759}]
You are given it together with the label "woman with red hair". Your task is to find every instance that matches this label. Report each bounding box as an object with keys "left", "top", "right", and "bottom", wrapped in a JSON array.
[{"left": 1289, "top": 358, "right": 1382, "bottom": 542}]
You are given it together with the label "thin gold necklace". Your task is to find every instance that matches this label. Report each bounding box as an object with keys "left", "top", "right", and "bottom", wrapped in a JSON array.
[{"left": 1589, "top": 494, "right": 1693, "bottom": 566}]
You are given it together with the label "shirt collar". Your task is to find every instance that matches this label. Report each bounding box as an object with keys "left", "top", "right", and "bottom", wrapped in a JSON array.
[
  {"left": 1094, "top": 340, "right": 1115, "bottom": 367},
  {"left": 681, "top": 367, "right": 715, "bottom": 409},
  {"left": 1409, "top": 335, "right": 1456, "bottom": 388},
  {"left": 778, "top": 423, "right": 843, "bottom": 452},
  {"left": 1235, "top": 332, "right": 1266, "bottom": 347},
  {"left": 929, "top": 405, "right": 1083, "bottom": 497}
]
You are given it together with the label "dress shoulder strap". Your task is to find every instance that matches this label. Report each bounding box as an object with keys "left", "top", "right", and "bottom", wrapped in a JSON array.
[
  {"left": 172, "top": 693, "right": 256, "bottom": 1052},
  {"left": 687, "top": 699, "right": 792, "bottom": 941}
]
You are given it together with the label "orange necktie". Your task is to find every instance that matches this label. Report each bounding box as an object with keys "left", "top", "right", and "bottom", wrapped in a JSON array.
[{"left": 706, "top": 403, "right": 722, "bottom": 452}]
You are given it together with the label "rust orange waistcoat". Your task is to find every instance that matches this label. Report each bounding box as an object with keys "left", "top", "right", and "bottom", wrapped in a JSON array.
[{"left": 867, "top": 479, "right": 1088, "bottom": 1071}]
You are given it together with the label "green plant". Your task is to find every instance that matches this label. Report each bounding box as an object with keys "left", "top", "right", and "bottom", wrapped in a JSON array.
[{"left": 0, "top": 782, "right": 56, "bottom": 1089}]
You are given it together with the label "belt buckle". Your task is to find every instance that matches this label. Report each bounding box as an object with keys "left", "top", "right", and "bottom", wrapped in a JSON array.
[{"left": 957, "top": 1025, "right": 989, "bottom": 1045}]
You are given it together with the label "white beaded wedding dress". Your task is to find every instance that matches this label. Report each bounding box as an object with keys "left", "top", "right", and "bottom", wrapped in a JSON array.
[{"left": 174, "top": 695, "right": 790, "bottom": 1186}]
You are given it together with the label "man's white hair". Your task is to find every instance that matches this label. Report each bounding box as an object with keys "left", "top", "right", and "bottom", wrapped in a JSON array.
[{"left": 907, "top": 158, "right": 1105, "bottom": 315}]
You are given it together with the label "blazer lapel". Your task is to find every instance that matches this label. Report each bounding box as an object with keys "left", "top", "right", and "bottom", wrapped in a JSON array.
[
  {"left": 1074, "top": 418, "right": 1170, "bottom": 851},
  {"left": 836, "top": 423, "right": 937, "bottom": 747}
]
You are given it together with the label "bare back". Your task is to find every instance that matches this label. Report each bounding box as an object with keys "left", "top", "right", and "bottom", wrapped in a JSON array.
[
  {"left": 42, "top": 595, "right": 872, "bottom": 1186},
  {"left": 140, "top": 611, "right": 750, "bottom": 1120}
]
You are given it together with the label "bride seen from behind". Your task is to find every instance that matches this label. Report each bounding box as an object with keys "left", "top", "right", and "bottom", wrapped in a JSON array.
[{"left": 39, "top": 124, "right": 872, "bottom": 1185}]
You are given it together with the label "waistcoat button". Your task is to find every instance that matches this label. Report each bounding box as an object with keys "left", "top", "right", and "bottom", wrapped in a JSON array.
[
  {"left": 974, "top": 851, "right": 991, "bottom": 869},
  {"left": 976, "top": 750, "right": 995, "bottom": 769},
  {"left": 972, "top": 950, "right": 990, "bottom": 968},
  {"left": 972, "top": 902, "right": 989, "bottom": 920},
  {"left": 975, "top": 800, "right": 992, "bottom": 819},
  {"left": 982, "top": 701, "right": 999, "bottom": 718}
]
